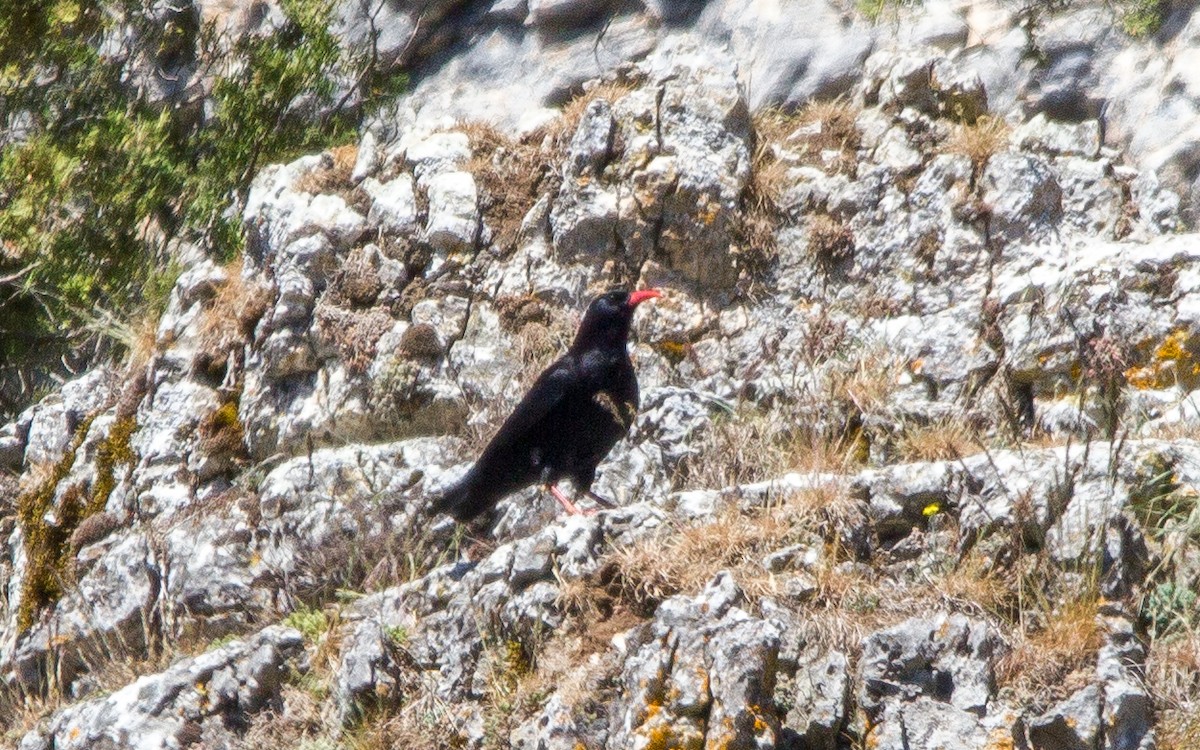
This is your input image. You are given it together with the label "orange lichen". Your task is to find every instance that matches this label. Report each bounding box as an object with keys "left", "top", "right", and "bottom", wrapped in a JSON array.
[{"left": 1125, "top": 330, "right": 1199, "bottom": 390}]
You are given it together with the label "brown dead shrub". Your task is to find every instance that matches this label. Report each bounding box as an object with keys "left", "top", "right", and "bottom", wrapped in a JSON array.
[
  {"left": 295, "top": 143, "right": 358, "bottom": 195},
  {"left": 68, "top": 511, "right": 123, "bottom": 553},
  {"left": 806, "top": 213, "right": 855, "bottom": 269},
  {"left": 456, "top": 121, "right": 556, "bottom": 256},
  {"left": 314, "top": 303, "right": 394, "bottom": 374},
  {"left": 195, "top": 261, "right": 272, "bottom": 382},
  {"left": 495, "top": 294, "right": 551, "bottom": 333},
  {"left": 334, "top": 246, "right": 385, "bottom": 308},
  {"left": 399, "top": 323, "right": 444, "bottom": 360}
]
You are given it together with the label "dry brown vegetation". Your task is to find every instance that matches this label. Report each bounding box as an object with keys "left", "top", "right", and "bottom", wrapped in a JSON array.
[
  {"left": 752, "top": 99, "right": 861, "bottom": 192},
  {"left": 545, "top": 78, "right": 641, "bottom": 145},
  {"left": 457, "top": 120, "right": 556, "bottom": 257},
  {"left": 943, "top": 114, "right": 1011, "bottom": 178},
  {"left": 1150, "top": 632, "right": 1200, "bottom": 750},
  {"left": 677, "top": 343, "right": 910, "bottom": 489},
  {"left": 997, "top": 586, "right": 1104, "bottom": 707},
  {"left": 314, "top": 304, "right": 394, "bottom": 374},
  {"left": 595, "top": 487, "right": 862, "bottom": 612},
  {"left": 806, "top": 212, "right": 856, "bottom": 268},
  {"left": 194, "top": 259, "right": 272, "bottom": 382},
  {"left": 741, "top": 99, "right": 862, "bottom": 278},
  {"left": 295, "top": 144, "right": 359, "bottom": 195},
  {"left": 895, "top": 415, "right": 983, "bottom": 462}
]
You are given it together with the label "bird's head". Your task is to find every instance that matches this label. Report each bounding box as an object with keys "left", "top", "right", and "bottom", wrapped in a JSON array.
[{"left": 571, "top": 288, "right": 661, "bottom": 352}]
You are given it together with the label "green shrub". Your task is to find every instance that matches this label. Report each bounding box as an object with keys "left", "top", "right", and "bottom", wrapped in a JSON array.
[
  {"left": 0, "top": 0, "right": 404, "bottom": 418},
  {"left": 1118, "top": 0, "right": 1166, "bottom": 37}
]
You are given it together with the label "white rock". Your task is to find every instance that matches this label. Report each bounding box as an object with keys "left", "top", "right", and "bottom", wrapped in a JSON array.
[
  {"left": 363, "top": 173, "right": 419, "bottom": 236},
  {"left": 423, "top": 170, "right": 479, "bottom": 253},
  {"left": 350, "top": 129, "right": 378, "bottom": 184}
]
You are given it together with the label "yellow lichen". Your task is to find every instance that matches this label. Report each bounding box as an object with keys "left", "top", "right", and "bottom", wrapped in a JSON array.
[
  {"left": 16, "top": 416, "right": 95, "bottom": 632},
  {"left": 16, "top": 413, "right": 139, "bottom": 633},
  {"left": 654, "top": 340, "right": 690, "bottom": 365},
  {"left": 90, "top": 415, "right": 138, "bottom": 516},
  {"left": 1156, "top": 330, "right": 1189, "bottom": 362},
  {"left": 1126, "top": 329, "right": 1199, "bottom": 390}
]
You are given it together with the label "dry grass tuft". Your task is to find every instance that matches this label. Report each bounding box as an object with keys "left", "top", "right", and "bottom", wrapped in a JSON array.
[
  {"left": 1159, "top": 712, "right": 1200, "bottom": 750},
  {"left": 602, "top": 488, "right": 859, "bottom": 611},
  {"left": 753, "top": 99, "right": 861, "bottom": 184},
  {"left": 0, "top": 630, "right": 182, "bottom": 743},
  {"left": 295, "top": 143, "right": 359, "bottom": 195},
  {"left": 234, "top": 684, "right": 328, "bottom": 749},
  {"left": 806, "top": 213, "right": 856, "bottom": 269},
  {"left": 456, "top": 120, "right": 556, "bottom": 256},
  {"left": 829, "top": 347, "right": 907, "bottom": 418},
  {"left": 1147, "top": 632, "right": 1200, "bottom": 750},
  {"left": 997, "top": 590, "right": 1104, "bottom": 707},
  {"left": 680, "top": 405, "right": 861, "bottom": 490},
  {"left": 932, "top": 552, "right": 1017, "bottom": 617},
  {"left": 343, "top": 700, "right": 466, "bottom": 750},
  {"left": 548, "top": 78, "right": 641, "bottom": 145},
  {"left": 943, "top": 115, "right": 1010, "bottom": 177},
  {"left": 895, "top": 415, "right": 983, "bottom": 463},
  {"left": 741, "top": 100, "right": 861, "bottom": 276},
  {"left": 195, "top": 260, "right": 271, "bottom": 382},
  {"left": 0, "top": 685, "right": 67, "bottom": 745},
  {"left": 125, "top": 307, "right": 163, "bottom": 372}
]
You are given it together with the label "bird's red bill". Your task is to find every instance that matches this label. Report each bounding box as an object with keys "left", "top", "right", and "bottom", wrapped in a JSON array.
[{"left": 628, "top": 289, "right": 662, "bottom": 306}]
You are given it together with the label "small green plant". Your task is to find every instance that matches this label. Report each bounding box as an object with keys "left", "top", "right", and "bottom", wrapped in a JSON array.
[
  {"left": 206, "top": 634, "right": 239, "bottom": 652},
  {"left": 857, "top": 0, "right": 922, "bottom": 22},
  {"left": 1119, "top": 0, "right": 1166, "bottom": 36},
  {"left": 283, "top": 605, "right": 330, "bottom": 643},
  {"left": 384, "top": 624, "right": 409, "bottom": 647},
  {"left": 1143, "top": 582, "right": 1198, "bottom": 638}
]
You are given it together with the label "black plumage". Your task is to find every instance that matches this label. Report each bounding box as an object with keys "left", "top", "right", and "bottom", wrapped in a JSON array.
[{"left": 432, "top": 289, "right": 661, "bottom": 522}]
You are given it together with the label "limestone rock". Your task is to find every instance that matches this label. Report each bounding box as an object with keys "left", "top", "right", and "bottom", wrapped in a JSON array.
[
  {"left": 981, "top": 153, "right": 1064, "bottom": 244},
  {"left": 1029, "top": 685, "right": 1102, "bottom": 750},
  {"left": 858, "top": 613, "right": 1003, "bottom": 718},
  {"left": 20, "top": 626, "right": 304, "bottom": 750},
  {"left": 610, "top": 573, "right": 782, "bottom": 750},
  {"left": 527, "top": 0, "right": 614, "bottom": 28},
  {"left": 423, "top": 170, "right": 480, "bottom": 253}
]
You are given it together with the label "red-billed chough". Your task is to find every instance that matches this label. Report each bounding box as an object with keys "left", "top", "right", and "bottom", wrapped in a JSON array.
[{"left": 432, "top": 288, "right": 661, "bottom": 521}]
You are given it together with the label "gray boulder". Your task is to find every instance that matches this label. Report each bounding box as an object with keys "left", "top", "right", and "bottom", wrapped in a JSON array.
[{"left": 20, "top": 625, "right": 304, "bottom": 750}]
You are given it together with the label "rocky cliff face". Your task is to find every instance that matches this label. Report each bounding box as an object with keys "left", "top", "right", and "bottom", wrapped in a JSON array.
[{"left": 4, "top": 1, "right": 1200, "bottom": 748}]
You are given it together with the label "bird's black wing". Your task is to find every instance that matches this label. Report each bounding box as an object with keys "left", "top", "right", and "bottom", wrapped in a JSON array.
[
  {"left": 478, "top": 355, "right": 579, "bottom": 459},
  {"left": 431, "top": 356, "right": 579, "bottom": 521}
]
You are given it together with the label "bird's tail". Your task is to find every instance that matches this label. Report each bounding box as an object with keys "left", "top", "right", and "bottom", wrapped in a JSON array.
[{"left": 429, "top": 472, "right": 494, "bottom": 522}]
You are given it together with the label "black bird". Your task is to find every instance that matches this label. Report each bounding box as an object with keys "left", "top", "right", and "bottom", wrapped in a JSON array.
[{"left": 433, "top": 288, "right": 661, "bottom": 522}]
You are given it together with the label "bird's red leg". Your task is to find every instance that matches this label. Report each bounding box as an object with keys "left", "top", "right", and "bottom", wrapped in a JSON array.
[{"left": 548, "top": 485, "right": 594, "bottom": 516}]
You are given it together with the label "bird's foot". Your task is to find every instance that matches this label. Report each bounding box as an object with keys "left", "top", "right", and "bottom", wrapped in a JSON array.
[{"left": 548, "top": 485, "right": 596, "bottom": 516}]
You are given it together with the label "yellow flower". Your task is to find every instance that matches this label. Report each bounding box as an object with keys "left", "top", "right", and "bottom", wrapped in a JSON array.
[{"left": 922, "top": 502, "right": 942, "bottom": 517}]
